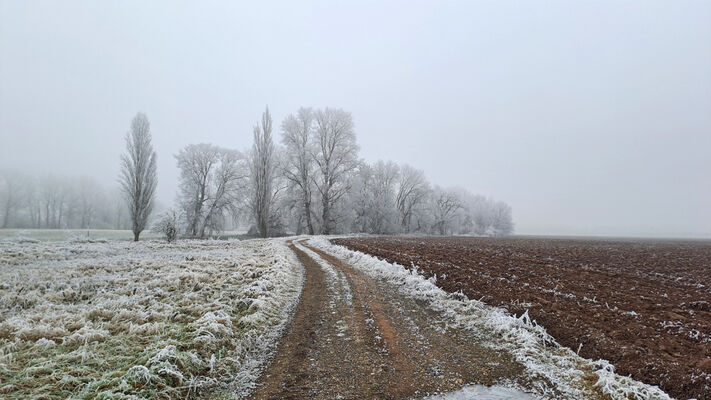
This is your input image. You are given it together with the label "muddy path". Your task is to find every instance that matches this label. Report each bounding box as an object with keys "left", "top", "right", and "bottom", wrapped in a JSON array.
[{"left": 250, "top": 241, "right": 528, "bottom": 399}]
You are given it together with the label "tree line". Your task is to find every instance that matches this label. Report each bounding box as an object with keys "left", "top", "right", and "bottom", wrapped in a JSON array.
[
  {"left": 1, "top": 107, "right": 514, "bottom": 240},
  {"left": 0, "top": 172, "right": 130, "bottom": 230}
]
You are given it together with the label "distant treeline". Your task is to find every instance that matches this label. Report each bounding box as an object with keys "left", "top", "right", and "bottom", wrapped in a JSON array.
[
  {"left": 0, "top": 173, "right": 130, "bottom": 230},
  {"left": 1, "top": 107, "right": 514, "bottom": 238}
]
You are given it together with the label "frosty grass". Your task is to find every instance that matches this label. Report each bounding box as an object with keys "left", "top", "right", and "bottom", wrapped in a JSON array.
[
  {"left": 308, "top": 236, "right": 672, "bottom": 400},
  {"left": 0, "top": 238, "right": 303, "bottom": 399}
]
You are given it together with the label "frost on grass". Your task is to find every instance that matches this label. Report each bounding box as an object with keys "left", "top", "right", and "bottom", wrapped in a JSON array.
[
  {"left": 309, "top": 237, "right": 672, "bottom": 400},
  {"left": 0, "top": 238, "right": 303, "bottom": 399}
]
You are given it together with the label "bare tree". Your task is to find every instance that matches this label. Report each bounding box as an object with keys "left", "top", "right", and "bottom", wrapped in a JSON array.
[
  {"left": 109, "top": 188, "right": 130, "bottom": 230},
  {"left": 312, "top": 108, "right": 359, "bottom": 234},
  {"left": 395, "top": 164, "right": 430, "bottom": 232},
  {"left": 26, "top": 179, "right": 42, "bottom": 228},
  {"left": 177, "top": 143, "right": 247, "bottom": 238},
  {"left": 369, "top": 160, "right": 400, "bottom": 233},
  {"left": 350, "top": 162, "right": 374, "bottom": 233},
  {"left": 119, "top": 112, "right": 158, "bottom": 241},
  {"left": 250, "top": 107, "right": 277, "bottom": 238},
  {"left": 74, "top": 177, "right": 103, "bottom": 229},
  {"left": 1, "top": 171, "right": 123, "bottom": 230},
  {"left": 0, "top": 170, "right": 27, "bottom": 228},
  {"left": 456, "top": 192, "right": 514, "bottom": 236},
  {"left": 430, "top": 187, "right": 463, "bottom": 235},
  {"left": 350, "top": 160, "right": 400, "bottom": 234},
  {"left": 491, "top": 201, "right": 514, "bottom": 236},
  {"left": 41, "top": 175, "right": 68, "bottom": 229},
  {"left": 281, "top": 107, "right": 316, "bottom": 234},
  {"left": 177, "top": 144, "right": 218, "bottom": 237}
]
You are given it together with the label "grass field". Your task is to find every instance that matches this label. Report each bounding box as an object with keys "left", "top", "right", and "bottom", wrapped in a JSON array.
[{"left": 0, "top": 238, "right": 303, "bottom": 399}]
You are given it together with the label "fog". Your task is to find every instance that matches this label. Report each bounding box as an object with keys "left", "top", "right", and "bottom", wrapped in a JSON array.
[{"left": 1, "top": 0, "right": 709, "bottom": 238}]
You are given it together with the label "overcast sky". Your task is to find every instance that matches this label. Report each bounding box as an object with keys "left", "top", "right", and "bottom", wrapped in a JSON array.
[{"left": 1, "top": 0, "right": 709, "bottom": 238}]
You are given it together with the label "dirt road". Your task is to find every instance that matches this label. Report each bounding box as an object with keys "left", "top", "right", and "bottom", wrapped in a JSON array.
[{"left": 249, "top": 240, "right": 530, "bottom": 399}]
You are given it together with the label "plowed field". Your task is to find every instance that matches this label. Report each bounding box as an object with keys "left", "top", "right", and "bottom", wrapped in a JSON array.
[{"left": 332, "top": 236, "right": 711, "bottom": 399}]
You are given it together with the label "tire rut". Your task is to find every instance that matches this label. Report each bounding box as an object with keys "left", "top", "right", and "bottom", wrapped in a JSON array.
[{"left": 249, "top": 242, "right": 328, "bottom": 399}]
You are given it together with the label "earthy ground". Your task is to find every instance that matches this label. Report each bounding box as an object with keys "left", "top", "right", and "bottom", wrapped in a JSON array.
[
  {"left": 250, "top": 240, "right": 533, "bottom": 399},
  {"left": 332, "top": 236, "right": 711, "bottom": 400}
]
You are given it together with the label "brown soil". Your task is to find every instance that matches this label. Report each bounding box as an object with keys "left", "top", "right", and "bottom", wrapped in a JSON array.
[
  {"left": 250, "top": 241, "right": 527, "bottom": 399},
  {"left": 333, "top": 236, "right": 711, "bottom": 400}
]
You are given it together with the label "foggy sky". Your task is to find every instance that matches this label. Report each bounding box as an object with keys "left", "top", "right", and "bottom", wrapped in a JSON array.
[{"left": 1, "top": 0, "right": 710, "bottom": 238}]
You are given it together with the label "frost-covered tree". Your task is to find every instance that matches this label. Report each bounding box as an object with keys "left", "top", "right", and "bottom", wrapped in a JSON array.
[
  {"left": 312, "top": 108, "right": 359, "bottom": 234},
  {"left": 267, "top": 149, "right": 289, "bottom": 236},
  {"left": 1, "top": 173, "right": 118, "bottom": 229},
  {"left": 454, "top": 191, "right": 515, "bottom": 236},
  {"left": 119, "top": 113, "right": 158, "bottom": 241},
  {"left": 281, "top": 107, "right": 316, "bottom": 234},
  {"left": 74, "top": 177, "right": 104, "bottom": 229},
  {"left": 25, "top": 178, "right": 42, "bottom": 228},
  {"left": 109, "top": 187, "right": 131, "bottom": 230},
  {"left": 0, "top": 170, "right": 28, "bottom": 228},
  {"left": 371, "top": 160, "right": 400, "bottom": 233},
  {"left": 350, "top": 163, "right": 373, "bottom": 233},
  {"left": 467, "top": 194, "right": 493, "bottom": 235},
  {"left": 40, "top": 175, "right": 69, "bottom": 229},
  {"left": 278, "top": 183, "right": 306, "bottom": 234},
  {"left": 490, "top": 200, "right": 514, "bottom": 236},
  {"left": 0, "top": 170, "right": 152, "bottom": 230},
  {"left": 250, "top": 107, "right": 277, "bottom": 238},
  {"left": 395, "top": 165, "right": 430, "bottom": 232},
  {"left": 430, "top": 187, "right": 463, "bottom": 235},
  {"left": 176, "top": 143, "right": 247, "bottom": 238},
  {"left": 350, "top": 160, "right": 400, "bottom": 234}
]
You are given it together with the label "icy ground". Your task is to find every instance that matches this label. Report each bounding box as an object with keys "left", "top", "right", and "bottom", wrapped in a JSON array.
[{"left": 0, "top": 238, "right": 303, "bottom": 399}]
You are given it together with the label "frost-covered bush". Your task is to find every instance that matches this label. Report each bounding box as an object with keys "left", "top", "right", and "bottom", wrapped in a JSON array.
[{"left": 152, "top": 209, "right": 179, "bottom": 242}]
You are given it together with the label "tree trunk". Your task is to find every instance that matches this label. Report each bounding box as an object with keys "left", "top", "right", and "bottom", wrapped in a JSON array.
[
  {"left": 304, "top": 199, "right": 314, "bottom": 235},
  {"left": 321, "top": 194, "right": 330, "bottom": 235},
  {"left": 295, "top": 213, "right": 303, "bottom": 235},
  {"left": 259, "top": 211, "right": 268, "bottom": 238},
  {"left": 133, "top": 231, "right": 140, "bottom": 241}
]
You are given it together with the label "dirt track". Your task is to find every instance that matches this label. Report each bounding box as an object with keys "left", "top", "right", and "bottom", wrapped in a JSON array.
[
  {"left": 250, "top": 241, "right": 528, "bottom": 399},
  {"left": 333, "top": 236, "right": 711, "bottom": 400}
]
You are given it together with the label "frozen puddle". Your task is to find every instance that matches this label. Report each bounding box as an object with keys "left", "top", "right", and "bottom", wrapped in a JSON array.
[{"left": 418, "top": 385, "right": 537, "bottom": 400}]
